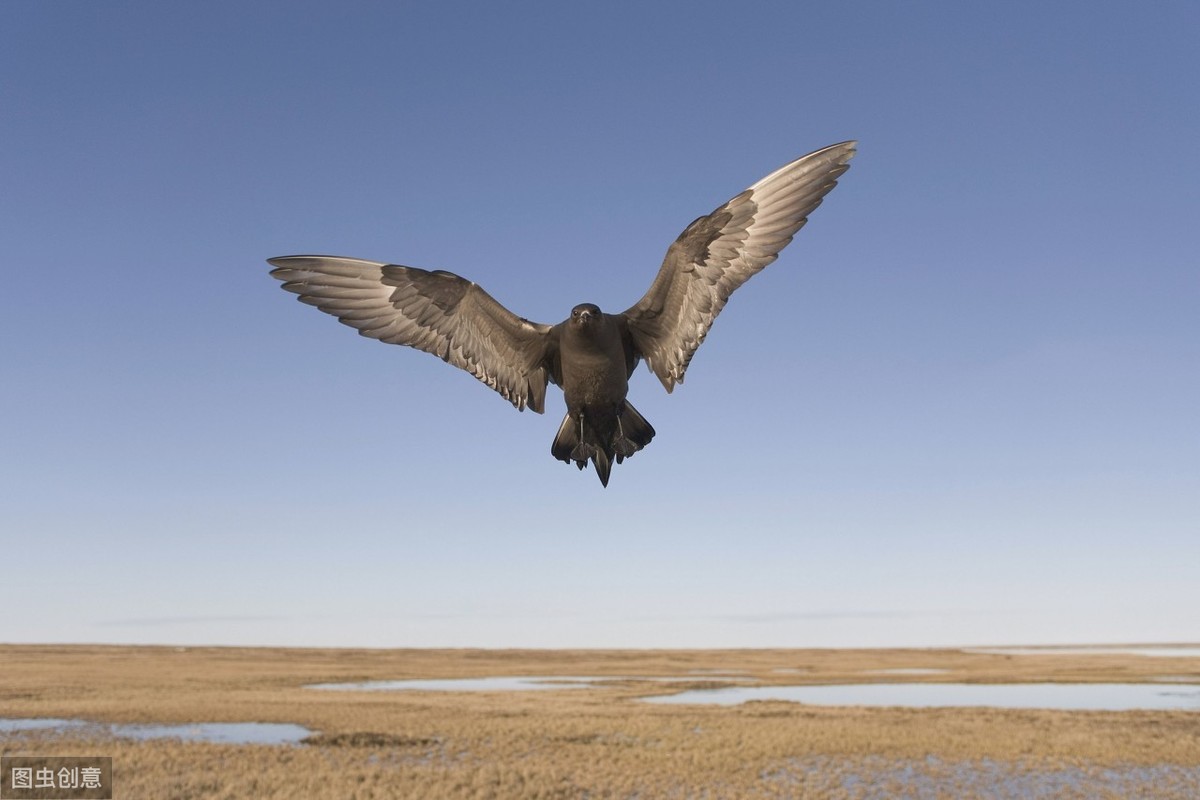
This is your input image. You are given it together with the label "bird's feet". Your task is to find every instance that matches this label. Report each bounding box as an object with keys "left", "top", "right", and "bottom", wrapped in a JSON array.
[
  {"left": 571, "top": 413, "right": 597, "bottom": 463},
  {"left": 612, "top": 417, "right": 638, "bottom": 458},
  {"left": 612, "top": 437, "right": 637, "bottom": 459}
]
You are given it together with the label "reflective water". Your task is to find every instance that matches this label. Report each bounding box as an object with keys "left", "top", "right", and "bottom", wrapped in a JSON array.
[
  {"left": 0, "top": 718, "right": 87, "bottom": 733},
  {"left": 113, "top": 722, "right": 312, "bottom": 744},
  {"left": 0, "top": 718, "right": 313, "bottom": 745},
  {"left": 643, "top": 683, "right": 1200, "bottom": 710}
]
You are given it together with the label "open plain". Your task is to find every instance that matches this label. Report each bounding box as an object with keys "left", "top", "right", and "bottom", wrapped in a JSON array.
[{"left": 2, "top": 644, "right": 1198, "bottom": 798}]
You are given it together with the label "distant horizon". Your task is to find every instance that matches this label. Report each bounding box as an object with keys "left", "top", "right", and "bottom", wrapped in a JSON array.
[{"left": 5, "top": 641, "right": 1199, "bottom": 653}]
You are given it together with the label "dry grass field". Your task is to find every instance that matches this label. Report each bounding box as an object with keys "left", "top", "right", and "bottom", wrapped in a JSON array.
[{"left": 2, "top": 644, "right": 1198, "bottom": 798}]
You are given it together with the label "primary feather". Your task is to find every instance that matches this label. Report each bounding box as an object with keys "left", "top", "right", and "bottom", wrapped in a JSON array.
[
  {"left": 623, "top": 141, "right": 856, "bottom": 391},
  {"left": 269, "top": 256, "right": 555, "bottom": 412}
]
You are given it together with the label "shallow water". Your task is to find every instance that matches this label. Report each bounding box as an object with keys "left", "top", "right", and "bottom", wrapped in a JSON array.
[
  {"left": 0, "top": 718, "right": 88, "bottom": 733},
  {"left": 113, "top": 722, "right": 312, "bottom": 744},
  {"left": 0, "top": 718, "right": 313, "bottom": 744},
  {"left": 644, "top": 682, "right": 1200, "bottom": 710}
]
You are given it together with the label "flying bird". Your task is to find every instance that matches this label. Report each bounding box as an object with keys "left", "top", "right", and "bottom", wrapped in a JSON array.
[{"left": 270, "top": 141, "right": 856, "bottom": 486}]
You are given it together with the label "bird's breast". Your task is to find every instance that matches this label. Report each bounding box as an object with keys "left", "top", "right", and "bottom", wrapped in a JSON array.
[{"left": 559, "top": 327, "right": 630, "bottom": 411}]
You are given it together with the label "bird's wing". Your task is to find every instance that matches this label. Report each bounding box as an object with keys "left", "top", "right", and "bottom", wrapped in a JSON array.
[
  {"left": 269, "top": 255, "right": 556, "bottom": 413},
  {"left": 622, "top": 141, "right": 856, "bottom": 392}
]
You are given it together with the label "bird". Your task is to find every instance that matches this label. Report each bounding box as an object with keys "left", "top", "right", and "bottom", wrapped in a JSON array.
[{"left": 270, "top": 141, "right": 856, "bottom": 487}]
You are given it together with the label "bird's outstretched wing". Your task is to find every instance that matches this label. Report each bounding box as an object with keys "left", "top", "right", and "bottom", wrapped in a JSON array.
[
  {"left": 622, "top": 141, "right": 856, "bottom": 392},
  {"left": 269, "top": 255, "right": 556, "bottom": 412}
]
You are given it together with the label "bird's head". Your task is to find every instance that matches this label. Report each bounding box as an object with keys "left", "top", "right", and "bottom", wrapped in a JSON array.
[{"left": 570, "top": 303, "right": 602, "bottom": 326}]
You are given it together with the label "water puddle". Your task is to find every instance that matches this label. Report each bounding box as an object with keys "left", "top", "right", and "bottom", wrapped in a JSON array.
[
  {"left": 113, "top": 722, "right": 312, "bottom": 744},
  {"left": 643, "top": 683, "right": 1200, "bottom": 710},
  {"left": 0, "top": 718, "right": 313, "bottom": 745},
  {"left": 0, "top": 718, "right": 88, "bottom": 733}
]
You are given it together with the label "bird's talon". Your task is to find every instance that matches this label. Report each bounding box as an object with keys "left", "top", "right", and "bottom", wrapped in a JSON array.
[{"left": 613, "top": 439, "right": 637, "bottom": 458}]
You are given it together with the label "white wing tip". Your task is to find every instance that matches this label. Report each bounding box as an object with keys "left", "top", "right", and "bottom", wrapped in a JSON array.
[
  {"left": 750, "top": 141, "right": 858, "bottom": 192},
  {"left": 267, "top": 254, "right": 388, "bottom": 270}
]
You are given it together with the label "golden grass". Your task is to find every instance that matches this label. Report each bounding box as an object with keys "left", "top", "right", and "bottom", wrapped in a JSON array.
[{"left": 2, "top": 644, "right": 1198, "bottom": 799}]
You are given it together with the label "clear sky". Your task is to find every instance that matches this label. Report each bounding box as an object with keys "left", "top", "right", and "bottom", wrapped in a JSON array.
[{"left": 2, "top": 1, "right": 1196, "bottom": 649}]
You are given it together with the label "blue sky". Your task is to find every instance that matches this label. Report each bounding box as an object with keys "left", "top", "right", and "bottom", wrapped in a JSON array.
[{"left": 2, "top": 1, "right": 1196, "bottom": 649}]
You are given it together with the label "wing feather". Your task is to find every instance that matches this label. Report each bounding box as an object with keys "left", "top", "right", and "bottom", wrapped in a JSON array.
[
  {"left": 622, "top": 141, "right": 856, "bottom": 392},
  {"left": 269, "top": 255, "right": 555, "bottom": 412}
]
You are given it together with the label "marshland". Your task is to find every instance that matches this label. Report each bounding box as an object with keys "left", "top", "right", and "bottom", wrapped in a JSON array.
[{"left": 2, "top": 644, "right": 1198, "bottom": 798}]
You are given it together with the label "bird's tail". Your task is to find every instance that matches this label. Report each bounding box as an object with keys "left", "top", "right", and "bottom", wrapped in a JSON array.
[
  {"left": 551, "top": 402, "right": 656, "bottom": 488},
  {"left": 614, "top": 401, "right": 655, "bottom": 462}
]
